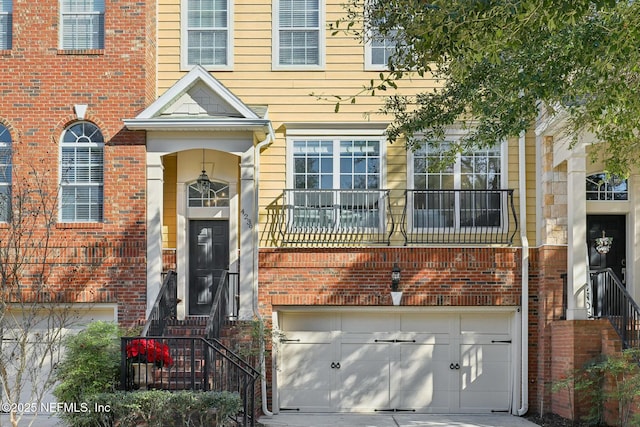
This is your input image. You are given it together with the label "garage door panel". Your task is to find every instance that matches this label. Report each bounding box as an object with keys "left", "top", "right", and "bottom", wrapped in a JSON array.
[
  {"left": 394, "top": 343, "right": 451, "bottom": 412},
  {"left": 339, "top": 343, "right": 390, "bottom": 411},
  {"left": 341, "top": 312, "right": 397, "bottom": 332},
  {"left": 460, "top": 313, "right": 511, "bottom": 334},
  {"left": 459, "top": 342, "right": 511, "bottom": 411},
  {"left": 279, "top": 312, "right": 337, "bottom": 331},
  {"left": 460, "top": 391, "right": 510, "bottom": 411},
  {"left": 400, "top": 313, "right": 451, "bottom": 333}
]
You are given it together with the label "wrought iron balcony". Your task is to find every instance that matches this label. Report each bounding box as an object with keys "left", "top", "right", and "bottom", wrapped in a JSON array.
[
  {"left": 279, "top": 189, "right": 393, "bottom": 246},
  {"left": 402, "top": 189, "right": 517, "bottom": 244},
  {"left": 275, "top": 188, "right": 517, "bottom": 246}
]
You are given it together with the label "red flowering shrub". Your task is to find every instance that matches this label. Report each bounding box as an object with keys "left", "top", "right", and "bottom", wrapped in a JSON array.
[{"left": 125, "top": 339, "right": 173, "bottom": 367}]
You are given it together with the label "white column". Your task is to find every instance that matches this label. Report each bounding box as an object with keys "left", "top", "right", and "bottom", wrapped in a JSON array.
[
  {"left": 146, "top": 152, "right": 165, "bottom": 317},
  {"left": 566, "top": 149, "right": 588, "bottom": 320},
  {"left": 239, "top": 147, "right": 256, "bottom": 320}
]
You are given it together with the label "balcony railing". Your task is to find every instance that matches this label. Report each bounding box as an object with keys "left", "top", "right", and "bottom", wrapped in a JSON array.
[
  {"left": 279, "top": 189, "right": 393, "bottom": 246},
  {"left": 402, "top": 189, "right": 518, "bottom": 244},
  {"left": 275, "top": 188, "right": 518, "bottom": 246}
]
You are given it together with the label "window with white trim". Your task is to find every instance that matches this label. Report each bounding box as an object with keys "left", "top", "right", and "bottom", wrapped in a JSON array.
[
  {"left": 0, "top": 124, "right": 11, "bottom": 222},
  {"left": 60, "top": 0, "right": 105, "bottom": 50},
  {"left": 0, "top": 0, "right": 12, "bottom": 50},
  {"left": 289, "top": 138, "right": 383, "bottom": 229},
  {"left": 365, "top": 28, "right": 396, "bottom": 70},
  {"left": 274, "top": 0, "right": 323, "bottom": 68},
  {"left": 60, "top": 122, "right": 104, "bottom": 222},
  {"left": 410, "top": 141, "right": 504, "bottom": 229},
  {"left": 184, "top": 0, "right": 232, "bottom": 68}
]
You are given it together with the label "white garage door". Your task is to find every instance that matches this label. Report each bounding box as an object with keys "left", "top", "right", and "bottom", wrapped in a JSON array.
[{"left": 277, "top": 310, "right": 513, "bottom": 414}]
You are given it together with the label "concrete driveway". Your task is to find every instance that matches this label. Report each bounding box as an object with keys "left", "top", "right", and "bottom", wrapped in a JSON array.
[{"left": 259, "top": 413, "right": 541, "bottom": 427}]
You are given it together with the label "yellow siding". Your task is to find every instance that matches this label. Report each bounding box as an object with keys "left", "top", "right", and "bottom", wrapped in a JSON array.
[{"left": 157, "top": 0, "right": 536, "bottom": 248}]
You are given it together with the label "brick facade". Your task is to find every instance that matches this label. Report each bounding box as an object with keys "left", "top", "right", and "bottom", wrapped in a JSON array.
[
  {"left": 0, "top": 0, "right": 154, "bottom": 326},
  {"left": 258, "top": 247, "right": 523, "bottom": 314}
]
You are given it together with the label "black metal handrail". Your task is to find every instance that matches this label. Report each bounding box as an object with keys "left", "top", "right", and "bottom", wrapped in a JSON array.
[
  {"left": 205, "top": 271, "right": 239, "bottom": 340},
  {"left": 401, "top": 189, "right": 518, "bottom": 244},
  {"left": 141, "top": 270, "right": 177, "bottom": 337},
  {"left": 121, "top": 336, "right": 259, "bottom": 426},
  {"left": 279, "top": 189, "right": 394, "bottom": 246},
  {"left": 589, "top": 268, "right": 640, "bottom": 349}
]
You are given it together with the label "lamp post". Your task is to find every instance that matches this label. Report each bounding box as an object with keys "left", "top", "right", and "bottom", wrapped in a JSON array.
[{"left": 391, "top": 264, "right": 402, "bottom": 305}]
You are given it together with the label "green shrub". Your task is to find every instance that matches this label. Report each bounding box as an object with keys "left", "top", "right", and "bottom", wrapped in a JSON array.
[
  {"left": 53, "top": 321, "right": 122, "bottom": 404},
  {"left": 71, "top": 390, "right": 242, "bottom": 427}
]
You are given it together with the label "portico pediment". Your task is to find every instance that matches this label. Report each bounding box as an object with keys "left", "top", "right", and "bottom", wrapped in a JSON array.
[{"left": 124, "top": 65, "right": 272, "bottom": 135}]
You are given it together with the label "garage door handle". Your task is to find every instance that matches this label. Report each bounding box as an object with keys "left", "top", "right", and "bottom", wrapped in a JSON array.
[
  {"left": 449, "top": 363, "right": 460, "bottom": 370},
  {"left": 331, "top": 362, "right": 341, "bottom": 369}
]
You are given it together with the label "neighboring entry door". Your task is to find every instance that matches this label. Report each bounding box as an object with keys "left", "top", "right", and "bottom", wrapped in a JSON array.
[
  {"left": 189, "top": 220, "right": 229, "bottom": 315},
  {"left": 587, "top": 215, "right": 626, "bottom": 282}
]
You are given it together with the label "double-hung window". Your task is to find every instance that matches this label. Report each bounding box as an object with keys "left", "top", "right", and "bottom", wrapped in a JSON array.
[
  {"left": 274, "top": 0, "right": 324, "bottom": 68},
  {"left": 0, "top": 124, "right": 11, "bottom": 222},
  {"left": 0, "top": 0, "right": 12, "bottom": 50},
  {"left": 410, "top": 141, "right": 504, "bottom": 229},
  {"left": 289, "top": 138, "right": 383, "bottom": 230},
  {"left": 184, "top": 0, "right": 232, "bottom": 69},
  {"left": 60, "top": 0, "right": 105, "bottom": 50},
  {"left": 60, "top": 122, "right": 104, "bottom": 222}
]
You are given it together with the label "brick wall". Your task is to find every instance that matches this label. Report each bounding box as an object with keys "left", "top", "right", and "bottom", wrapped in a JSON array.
[
  {"left": 0, "top": 1, "right": 151, "bottom": 326},
  {"left": 530, "top": 245, "right": 568, "bottom": 415},
  {"left": 550, "top": 319, "right": 613, "bottom": 420},
  {"left": 258, "top": 247, "right": 522, "bottom": 312}
]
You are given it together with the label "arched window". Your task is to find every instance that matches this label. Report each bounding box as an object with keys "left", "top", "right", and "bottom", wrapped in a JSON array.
[
  {"left": 0, "top": 124, "right": 11, "bottom": 221},
  {"left": 188, "top": 180, "right": 229, "bottom": 207},
  {"left": 60, "top": 121, "right": 104, "bottom": 222},
  {"left": 586, "top": 173, "right": 628, "bottom": 201}
]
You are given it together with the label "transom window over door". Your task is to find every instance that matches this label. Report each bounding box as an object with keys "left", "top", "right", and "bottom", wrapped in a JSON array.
[
  {"left": 289, "top": 138, "right": 383, "bottom": 230},
  {"left": 60, "top": 0, "right": 105, "bottom": 50},
  {"left": 60, "top": 122, "right": 104, "bottom": 222},
  {"left": 185, "top": 0, "right": 231, "bottom": 68},
  {"left": 411, "top": 142, "right": 503, "bottom": 229},
  {"left": 586, "top": 173, "right": 628, "bottom": 201},
  {"left": 275, "top": 0, "right": 323, "bottom": 68},
  {"left": 0, "top": 124, "right": 11, "bottom": 222}
]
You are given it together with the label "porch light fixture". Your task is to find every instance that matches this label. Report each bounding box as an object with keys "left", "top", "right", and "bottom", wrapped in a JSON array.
[
  {"left": 391, "top": 264, "right": 401, "bottom": 292},
  {"left": 196, "top": 149, "right": 211, "bottom": 196},
  {"left": 595, "top": 230, "right": 613, "bottom": 254}
]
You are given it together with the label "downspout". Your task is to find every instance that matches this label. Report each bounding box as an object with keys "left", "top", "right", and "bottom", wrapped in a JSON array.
[
  {"left": 252, "top": 128, "right": 275, "bottom": 417},
  {"left": 517, "top": 130, "right": 529, "bottom": 416}
]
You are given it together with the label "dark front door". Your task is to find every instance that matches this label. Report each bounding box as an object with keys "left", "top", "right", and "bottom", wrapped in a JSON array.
[
  {"left": 587, "top": 215, "right": 626, "bottom": 318},
  {"left": 189, "top": 220, "right": 229, "bottom": 315},
  {"left": 587, "top": 215, "right": 626, "bottom": 282}
]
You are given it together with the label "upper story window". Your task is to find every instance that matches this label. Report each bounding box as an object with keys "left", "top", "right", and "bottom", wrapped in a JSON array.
[
  {"left": 0, "top": 0, "right": 12, "bottom": 50},
  {"left": 586, "top": 173, "right": 628, "bottom": 201},
  {"left": 365, "top": 28, "right": 396, "bottom": 70},
  {"left": 287, "top": 137, "right": 384, "bottom": 230},
  {"left": 410, "top": 141, "right": 504, "bottom": 228},
  {"left": 60, "top": 0, "right": 105, "bottom": 50},
  {"left": 274, "top": 0, "right": 324, "bottom": 69},
  {"left": 60, "top": 122, "right": 104, "bottom": 222},
  {"left": 0, "top": 124, "right": 11, "bottom": 222},
  {"left": 184, "top": 0, "right": 232, "bottom": 69}
]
